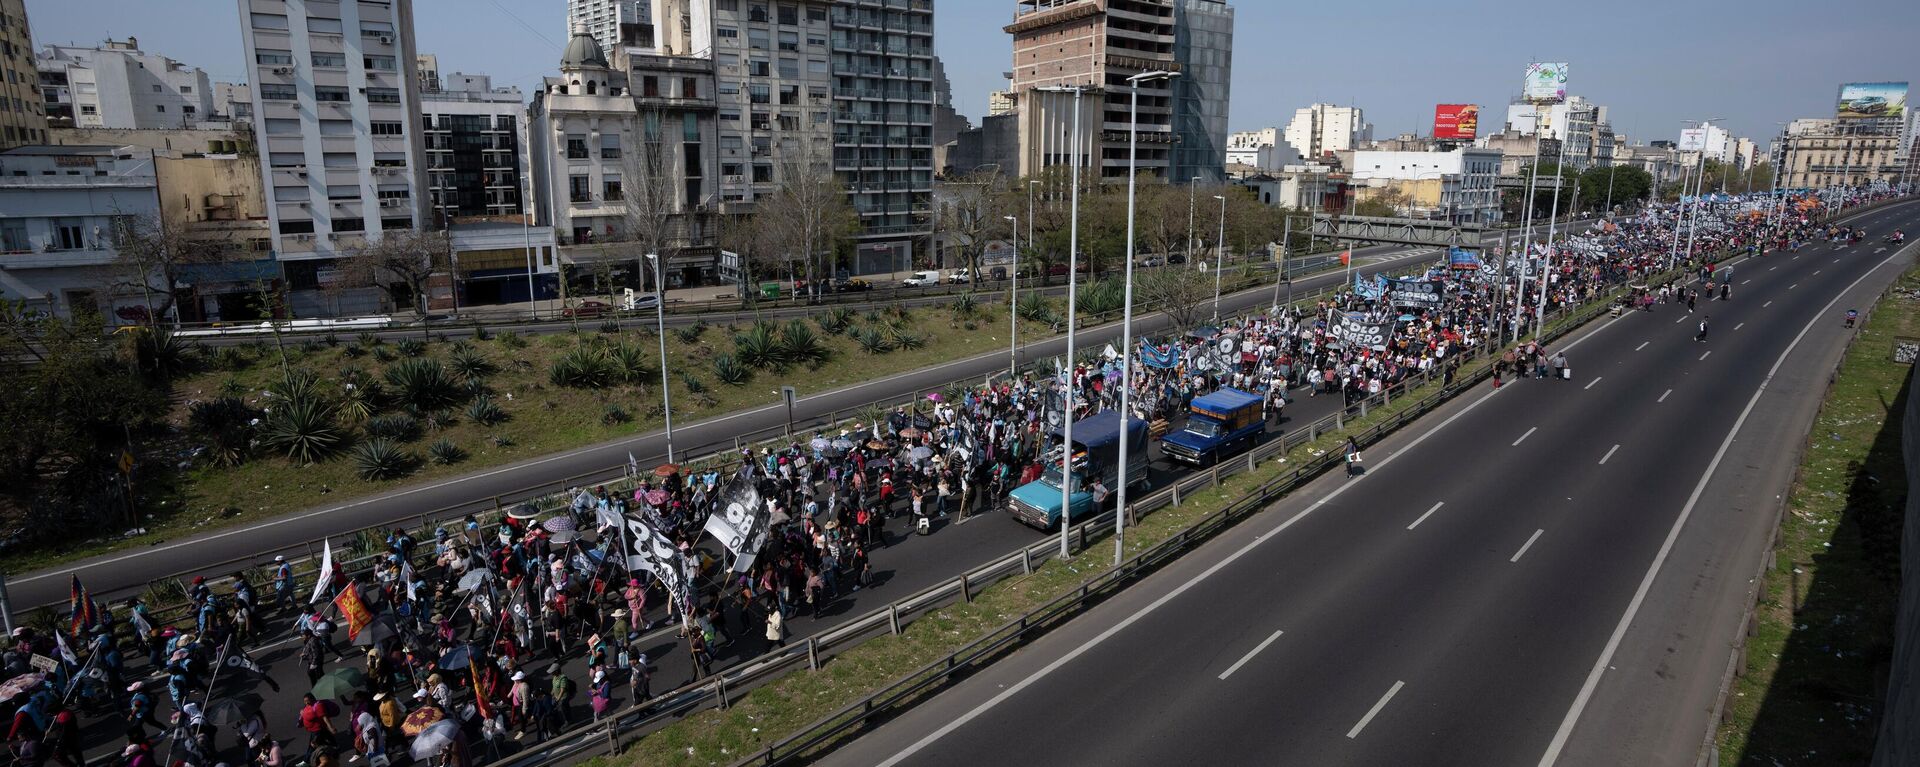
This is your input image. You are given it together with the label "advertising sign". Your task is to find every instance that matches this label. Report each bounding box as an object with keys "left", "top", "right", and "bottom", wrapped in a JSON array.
[
  {"left": 1522, "top": 63, "right": 1569, "bottom": 103},
  {"left": 1836, "top": 82, "right": 1908, "bottom": 119},
  {"left": 1678, "top": 128, "right": 1708, "bottom": 152},
  {"left": 1331, "top": 313, "right": 1392, "bottom": 349},
  {"left": 1433, "top": 104, "right": 1480, "bottom": 140},
  {"left": 1386, "top": 277, "right": 1444, "bottom": 309},
  {"left": 1447, "top": 247, "right": 1482, "bottom": 272}
]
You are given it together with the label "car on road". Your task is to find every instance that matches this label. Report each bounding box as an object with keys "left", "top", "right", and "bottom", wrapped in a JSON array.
[
  {"left": 833, "top": 277, "right": 873, "bottom": 293},
  {"left": 625, "top": 294, "right": 660, "bottom": 311},
  {"left": 948, "top": 268, "right": 972, "bottom": 284},
  {"left": 562, "top": 300, "right": 613, "bottom": 318},
  {"left": 1139, "top": 255, "right": 1165, "bottom": 268},
  {"left": 1167, "top": 253, "right": 1188, "bottom": 265},
  {"left": 902, "top": 270, "right": 943, "bottom": 287}
]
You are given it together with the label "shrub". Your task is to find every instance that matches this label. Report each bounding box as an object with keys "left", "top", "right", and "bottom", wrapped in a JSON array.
[
  {"left": 271, "top": 368, "right": 326, "bottom": 408},
  {"left": 733, "top": 322, "right": 780, "bottom": 368},
  {"left": 187, "top": 397, "right": 260, "bottom": 467},
  {"left": 675, "top": 321, "right": 707, "bottom": 345},
  {"left": 258, "top": 399, "right": 344, "bottom": 464},
  {"left": 385, "top": 358, "right": 464, "bottom": 412},
  {"left": 356, "top": 332, "right": 382, "bottom": 348},
  {"left": 489, "top": 434, "right": 515, "bottom": 448},
  {"left": 448, "top": 347, "right": 497, "bottom": 382},
  {"left": 125, "top": 329, "right": 199, "bottom": 381},
  {"left": 219, "top": 378, "right": 248, "bottom": 398},
  {"left": 372, "top": 346, "right": 397, "bottom": 363},
  {"left": 599, "top": 319, "right": 622, "bottom": 335},
  {"left": 213, "top": 346, "right": 252, "bottom": 371},
  {"left": 549, "top": 347, "right": 617, "bottom": 389},
  {"left": 601, "top": 403, "right": 631, "bottom": 425},
  {"left": 817, "top": 307, "right": 855, "bottom": 335},
  {"left": 1076, "top": 279, "right": 1125, "bottom": 316},
  {"left": 609, "top": 343, "right": 655, "bottom": 384},
  {"left": 889, "top": 327, "right": 927, "bottom": 350},
  {"left": 495, "top": 330, "right": 526, "bottom": 349},
  {"left": 350, "top": 439, "right": 418, "bottom": 481},
  {"left": 680, "top": 372, "right": 708, "bottom": 394},
  {"left": 396, "top": 339, "right": 427, "bottom": 357},
  {"left": 426, "top": 409, "right": 457, "bottom": 431},
  {"left": 1017, "top": 293, "right": 1057, "bottom": 322},
  {"left": 365, "top": 413, "right": 423, "bottom": 443},
  {"left": 472, "top": 325, "right": 493, "bottom": 341},
  {"left": 951, "top": 293, "right": 978, "bottom": 319},
  {"left": 342, "top": 345, "right": 367, "bottom": 359},
  {"left": 778, "top": 320, "right": 831, "bottom": 366},
  {"left": 337, "top": 381, "right": 380, "bottom": 424},
  {"left": 428, "top": 439, "right": 466, "bottom": 465},
  {"left": 323, "top": 332, "right": 340, "bottom": 347},
  {"left": 712, "top": 353, "right": 751, "bottom": 385},
  {"left": 855, "top": 328, "right": 894, "bottom": 355},
  {"left": 466, "top": 396, "right": 508, "bottom": 426}
]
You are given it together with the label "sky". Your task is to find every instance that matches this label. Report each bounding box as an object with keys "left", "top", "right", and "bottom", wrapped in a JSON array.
[{"left": 26, "top": 0, "right": 1920, "bottom": 145}]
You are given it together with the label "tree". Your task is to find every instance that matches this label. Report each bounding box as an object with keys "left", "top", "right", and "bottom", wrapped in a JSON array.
[
  {"left": 621, "top": 108, "right": 682, "bottom": 299},
  {"left": 934, "top": 169, "right": 1011, "bottom": 290},
  {"left": 345, "top": 228, "right": 451, "bottom": 316},
  {"left": 1577, "top": 165, "right": 1653, "bottom": 213},
  {"left": 113, "top": 212, "right": 238, "bottom": 325},
  {"left": 1134, "top": 265, "right": 1212, "bottom": 331}
]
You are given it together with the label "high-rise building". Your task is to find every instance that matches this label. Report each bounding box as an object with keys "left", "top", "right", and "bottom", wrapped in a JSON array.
[
  {"left": 569, "top": 0, "right": 654, "bottom": 56},
  {"left": 415, "top": 53, "right": 439, "bottom": 92},
  {"left": 213, "top": 82, "right": 252, "bottom": 123},
  {"left": 236, "top": 0, "right": 429, "bottom": 315},
  {"left": 420, "top": 72, "right": 526, "bottom": 221},
  {"left": 832, "top": 0, "right": 936, "bottom": 269},
  {"left": 0, "top": 0, "right": 48, "bottom": 148},
  {"left": 36, "top": 38, "right": 215, "bottom": 130},
  {"left": 1504, "top": 95, "right": 1613, "bottom": 169},
  {"left": 1170, "top": 0, "right": 1232, "bottom": 183},
  {"left": 1224, "top": 127, "right": 1299, "bottom": 176},
  {"left": 1008, "top": 0, "right": 1176, "bottom": 181},
  {"left": 1283, "top": 103, "right": 1370, "bottom": 161},
  {"left": 710, "top": 0, "right": 833, "bottom": 213},
  {"left": 1778, "top": 124, "right": 1904, "bottom": 190}
]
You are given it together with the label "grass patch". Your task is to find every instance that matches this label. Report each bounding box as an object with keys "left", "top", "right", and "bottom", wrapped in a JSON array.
[{"left": 1716, "top": 262, "right": 1918, "bottom": 763}]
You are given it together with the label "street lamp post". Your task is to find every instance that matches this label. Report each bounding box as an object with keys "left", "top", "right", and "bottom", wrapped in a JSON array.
[
  {"left": 1115, "top": 69, "right": 1177, "bottom": 565},
  {"left": 1211, "top": 194, "right": 1226, "bottom": 321},
  {"left": 1004, "top": 214, "right": 1019, "bottom": 379},
  {"left": 645, "top": 254, "right": 675, "bottom": 463},
  {"left": 1187, "top": 177, "right": 1200, "bottom": 267},
  {"left": 1037, "top": 83, "right": 1088, "bottom": 559}
]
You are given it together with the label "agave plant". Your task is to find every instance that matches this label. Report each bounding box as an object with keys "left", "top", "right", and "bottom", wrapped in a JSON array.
[
  {"left": 125, "top": 328, "right": 200, "bottom": 381},
  {"left": 1076, "top": 279, "right": 1125, "bottom": 316},
  {"left": 549, "top": 347, "right": 617, "bottom": 389},
  {"left": 608, "top": 343, "right": 655, "bottom": 384},
  {"left": 427, "top": 439, "right": 466, "bottom": 465},
  {"left": 187, "top": 397, "right": 260, "bottom": 467},
  {"left": 680, "top": 371, "right": 708, "bottom": 394},
  {"left": 448, "top": 347, "right": 497, "bottom": 382},
  {"left": 712, "top": 353, "right": 751, "bottom": 386},
  {"left": 466, "top": 396, "right": 508, "bottom": 426},
  {"left": 350, "top": 438, "right": 419, "bottom": 481},
  {"left": 778, "top": 320, "right": 830, "bottom": 366},
  {"left": 365, "top": 413, "right": 423, "bottom": 442},
  {"left": 601, "top": 404, "right": 631, "bottom": 425},
  {"left": 887, "top": 326, "right": 927, "bottom": 350},
  {"left": 396, "top": 339, "right": 428, "bottom": 358},
  {"left": 733, "top": 323, "right": 780, "bottom": 368},
  {"left": 675, "top": 320, "right": 707, "bottom": 345},
  {"left": 270, "top": 367, "right": 325, "bottom": 406},
  {"left": 854, "top": 328, "right": 894, "bottom": 355},
  {"left": 950, "top": 293, "right": 978, "bottom": 320},
  {"left": 385, "top": 358, "right": 464, "bottom": 412},
  {"left": 356, "top": 332, "right": 382, "bottom": 348},
  {"left": 495, "top": 330, "right": 526, "bottom": 349},
  {"left": 258, "top": 398, "right": 345, "bottom": 464},
  {"left": 817, "top": 307, "right": 855, "bottom": 335}
]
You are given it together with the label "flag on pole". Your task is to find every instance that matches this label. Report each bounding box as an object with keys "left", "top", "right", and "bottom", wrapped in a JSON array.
[
  {"left": 310, "top": 539, "right": 334, "bottom": 604},
  {"left": 68, "top": 576, "right": 97, "bottom": 636},
  {"left": 470, "top": 657, "right": 494, "bottom": 721},
  {"left": 627, "top": 451, "right": 639, "bottom": 479},
  {"left": 54, "top": 629, "right": 76, "bottom": 666},
  {"left": 1340, "top": 250, "right": 1352, "bottom": 265},
  {"left": 332, "top": 583, "right": 373, "bottom": 641}
]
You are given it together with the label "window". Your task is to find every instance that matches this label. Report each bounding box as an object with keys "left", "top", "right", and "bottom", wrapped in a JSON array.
[
  {"left": 748, "top": 59, "right": 769, "bottom": 77},
  {"left": 265, "top": 118, "right": 301, "bottom": 135},
  {"left": 807, "top": 6, "right": 826, "bottom": 22},
  {"left": 370, "top": 121, "right": 403, "bottom": 136},
  {"left": 332, "top": 217, "right": 365, "bottom": 232},
  {"left": 778, "top": 4, "right": 797, "bottom": 24},
  {"left": 752, "top": 164, "right": 773, "bottom": 183},
  {"left": 250, "top": 13, "right": 289, "bottom": 30},
  {"left": 152, "top": 84, "right": 164, "bottom": 93},
  {"left": 1, "top": 220, "right": 28, "bottom": 252},
  {"left": 360, "top": 21, "right": 394, "bottom": 36},
  {"left": 274, "top": 185, "right": 310, "bottom": 201},
  {"left": 684, "top": 143, "right": 702, "bottom": 175},
  {"left": 307, "top": 17, "right": 344, "bottom": 34},
  {"left": 777, "top": 58, "right": 798, "bottom": 78},
  {"left": 319, "top": 119, "right": 353, "bottom": 135},
  {"left": 779, "top": 31, "right": 798, "bottom": 51},
  {"left": 365, "top": 88, "right": 400, "bottom": 104},
  {"left": 566, "top": 135, "right": 588, "bottom": 159},
  {"left": 322, "top": 152, "right": 357, "bottom": 168},
  {"left": 747, "top": 29, "right": 769, "bottom": 50},
  {"left": 364, "top": 55, "right": 396, "bottom": 71},
  {"left": 155, "top": 104, "right": 166, "bottom": 113},
  {"left": 718, "top": 0, "right": 738, "bottom": 11},
  {"left": 600, "top": 134, "right": 621, "bottom": 159},
  {"left": 269, "top": 152, "right": 305, "bottom": 167},
  {"left": 749, "top": 4, "right": 769, "bottom": 23},
  {"left": 716, "top": 27, "right": 737, "bottom": 39},
  {"left": 682, "top": 77, "right": 698, "bottom": 98},
  {"left": 568, "top": 175, "right": 591, "bottom": 203},
  {"left": 603, "top": 180, "right": 622, "bottom": 201},
  {"left": 779, "top": 85, "right": 798, "bottom": 105},
  {"left": 684, "top": 113, "right": 699, "bottom": 141},
  {"left": 180, "top": 85, "right": 193, "bottom": 94},
  {"left": 641, "top": 75, "right": 659, "bottom": 97},
  {"left": 277, "top": 220, "right": 314, "bottom": 235},
  {"left": 748, "top": 84, "right": 768, "bottom": 104},
  {"left": 718, "top": 81, "right": 740, "bottom": 97},
  {"left": 79, "top": 105, "right": 97, "bottom": 116},
  {"left": 380, "top": 217, "right": 412, "bottom": 229},
  {"left": 314, "top": 86, "right": 349, "bottom": 102},
  {"left": 327, "top": 185, "right": 360, "bottom": 200},
  {"left": 807, "top": 59, "right": 827, "bottom": 75},
  {"left": 52, "top": 218, "right": 85, "bottom": 250},
  {"left": 260, "top": 84, "right": 297, "bottom": 101}
]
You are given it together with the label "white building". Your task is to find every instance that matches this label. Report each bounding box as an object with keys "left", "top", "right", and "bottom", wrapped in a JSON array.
[
  {"left": 568, "top": 0, "right": 653, "bottom": 56},
  {"left": 1236, "top": 165, "right": 1330, "bottom": 211},
  {"left": 1225, "top": 127, "right": 1302, "bottom": 175},
  {"left": 1348, "top": 147, "right": 1503, "bottom": 223},
  {"left": 0, "top": 144, "right": 160, "bottom": 319},
  {"left": 37, "top": 38, "right": 214, "bottom": 129},
  {"left": 212, "top": 82, "right": 251, "bottom": 124},
  {"left": 1282, "top": 103, "right": 1371, "bottom": 161},
  {"left": 1505, "top": 95, "right": 1611, "bottom": 169},
  {"left": 236, "top": 0, "right": 429, "bottom": 316}
]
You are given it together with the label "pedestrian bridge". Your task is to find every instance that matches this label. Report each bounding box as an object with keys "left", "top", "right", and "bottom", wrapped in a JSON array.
[{"left": 1310, "top": 213, "right": 1490, "bottom": 249}]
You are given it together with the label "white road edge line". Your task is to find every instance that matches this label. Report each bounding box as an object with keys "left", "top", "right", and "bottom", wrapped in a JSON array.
[
  {"left": 1674, "top": 315, "right": 1688, "bottom": 324},
  {"left": 1763, "top": 300, "right": 1773, "bottom": 307},
  {"left": 1584, "top": 377, "right": 1602, "bottom": 390},
  {"left": 1735, "top": 323, "right": 1745, "bottom": 331},
  {"left": 1741, "top": 279, "right": 1751, "bottom": 285},
  {"left": 1512, "top": 529, "right": 1545, "bottom": 563},
  {"left": 1658, "top": 389, "right": 1671, "bottom": 403},
  {"left": 1535, "top": 231, "right": 1919, "bottom": 767},
  {"left": 1347, "top": 681, "right": 1406, "bottom": 739},
  {"left": 1789, "top": 283, "right": 1798, "bottom": 290},
  {"left": 1635, "top": 341, "right": 1649, "bottom": 351},
  {"left": 1217, "top": 629, "right": 1286, "bottom": 680},
  {"left": 1513, "top": 426, "right": 1538, "bottom": 446},
  {"left": 1407, "top": 501, "right": 1445, "bottom": 531},
  {"left": 1599, "top": 445, "right": 1620, "bottom": 465},
  {"left": 1700, "top": 351, "right": 1712, "bottom": 361}
]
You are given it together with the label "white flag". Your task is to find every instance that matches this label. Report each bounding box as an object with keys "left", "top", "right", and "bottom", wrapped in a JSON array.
[
  {"left": 627, "top": 451, "right": 639, "bottom": 478},
  {"left": 309, "top": 539, "right": 334, "bottom": 604}
]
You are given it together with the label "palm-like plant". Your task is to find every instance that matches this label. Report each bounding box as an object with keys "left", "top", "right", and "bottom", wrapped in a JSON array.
[
  {"left": 448, "top": 347, "right": 496, "bottom": 382},
  {"left": 733, "top": 322, "right": 780, "bottom": 368},
  {"left": 778, "top": 320, "right": 830, "bottom": 366},
  {"left": 427, "top": 439, "right": 466, "bottom": 465},
  {"left": 350, "top": 438, "right": 418, "bottom": 481},
  {"left": 258, "top": 398, "right": 345, "bottom": 464},
  {"left": 549, "top": 347, "right": 617, "bottom": 389},
  {"left": 855, "top": 328, "right": 894, "bottom": 355},
  {"left": 817, "top": 307, "right": 855, "bottom": 335},
  {"left": 385, "top": 358, "right": 464, "bottom": 412},
  {"left": 466, "top": 396, "right": 508, "bottom": 426},
  {"left": 366, "top": 413, "right": 423, "bottom": 442},
  {"left": 609, "top": 343, "right": 655, "bottom": 384},
  {"left": 186, "top": 397, "right": 260, "bottom": 467},
  {"left": 712, "top": 353, "right": 751, "bottom": 385}
]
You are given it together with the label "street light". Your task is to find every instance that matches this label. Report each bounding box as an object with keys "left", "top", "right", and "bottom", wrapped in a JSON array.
[
  {"left": 1004, "top": 214, "right": 1019, "bottom": 379},
  {"left": 1211, "top": 194, "right": 1226, "bottom": 321},
  {"left": 1681, "top": 118, "right": 1725, "bottom": 269},
  {"left": 645, "top": 254, "right": 675, "bottom": 463},
  {"left": 1115, "top": 68, "right": 1177, "bottom": 565},
  {"left": 1036, "top": 82, "right": 1089, "bottom": 559},
  {"left": 1187, "top": 176, "right": 1200, "bottom": 267}
]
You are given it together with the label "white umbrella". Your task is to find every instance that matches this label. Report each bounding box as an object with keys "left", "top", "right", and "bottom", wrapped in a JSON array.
[
  {"left": 409, "top": 719, "right": 460, "bottom": 760},
  {"left": 456, "top": 570, "right": 489, "bottom": 593}
]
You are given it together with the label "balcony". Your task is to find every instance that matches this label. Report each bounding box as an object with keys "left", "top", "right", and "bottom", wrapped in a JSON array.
[
  {"left": 0, "top": 246, "right": 120, "bottom": 269},
  {"left": 0, "top": 174, "right": 154, "bottom": 189}
]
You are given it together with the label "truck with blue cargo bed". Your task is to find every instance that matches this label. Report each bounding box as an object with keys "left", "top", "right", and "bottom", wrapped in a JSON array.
[
  {"left": 1007, "top": 411, "right": 1150, "bottom": 530},
  {"left": 1159, "top": 388, "right": 1266, "bottom": 466}
]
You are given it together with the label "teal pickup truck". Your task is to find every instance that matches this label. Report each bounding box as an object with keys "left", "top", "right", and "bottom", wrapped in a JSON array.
[{"left": 1007, "top": 410, "right": 1150, "bottom": 530}]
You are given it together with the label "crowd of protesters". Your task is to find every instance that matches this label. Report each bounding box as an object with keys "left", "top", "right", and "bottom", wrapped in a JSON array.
[{"left": 1, "top": 185, "right": 1897, "bottom": 767}]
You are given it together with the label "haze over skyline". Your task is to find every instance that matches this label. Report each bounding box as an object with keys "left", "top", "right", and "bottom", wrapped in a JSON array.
[{"left": 27, "top": 0, "right": 1919, "bottom": 144}]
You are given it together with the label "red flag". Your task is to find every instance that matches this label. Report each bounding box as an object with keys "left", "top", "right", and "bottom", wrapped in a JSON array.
[
  {"left": 332, "top": 583, "right": 373, "bottom": 641},
  {"left": 68, "top": 576, "right": 97, "bottom": 636},
  {"left": 470, "top": 657, "right": 494, "bottom": 721},
  {"left": 1340, "top": 250, "right": 1352, "bottom": 265}
]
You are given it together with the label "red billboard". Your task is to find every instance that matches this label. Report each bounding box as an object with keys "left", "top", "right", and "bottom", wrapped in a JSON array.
[{"left": 1433, "top": 104, "right": 1480, "bottom": 140}]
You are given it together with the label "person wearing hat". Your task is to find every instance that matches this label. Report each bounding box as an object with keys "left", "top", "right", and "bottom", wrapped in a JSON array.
[
  {"left": 506, "top": 670, "right": 533, "bottom": 739},
  {"left": 375, "top": 690, "right": 405, "bottom": 750},
  {"left": 548, "top": 664, "right": 576, "bottom": 727},
  {"left": 272, "top": 555, "right": 296, "bottom": 612}
]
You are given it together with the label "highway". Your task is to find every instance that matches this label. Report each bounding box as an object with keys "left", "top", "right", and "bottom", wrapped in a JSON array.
[
  {"left": 810, "top": 200, "right": 1920, "bottom": 767},
  {"left": 10, "top": 240, "right": 1444, "bottom": 610}
]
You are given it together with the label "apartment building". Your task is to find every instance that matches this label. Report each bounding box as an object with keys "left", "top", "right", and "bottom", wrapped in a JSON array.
[
  {"left": 0, "top": 145, "right": 159, "bottom": 319},
  {"left": 831, "top": 0, "right": 935, "bottom": 270},
  {"left": 1168, "top": 0, "right": 1230, "bottom": 182},
  {"left": 420, "top": 72, "right": 525, "bottom": 221},
  {"left": 1283, "top": 103, "right": 1370, "bottom": 161},
  {"left": 236, "top": 0, "right": 430, "bottom": 316},
  {"left": 0, "top": 0, "right": 47, "bottom": 149},
  {"left": 1778, "top": 126, "right": 1904, "bottom": 190},
  {"left": 570, "top": 0, "right": 655, "bottom": 56},
  {"left": 1348, "top": 146, "right": 1504, "bottom": 224},
  {"left": 36, "top": 38, "right": 214, "bottom": 129},
  {"left": 1008, "top": 0, "right": 1177, "bottom": 181}
]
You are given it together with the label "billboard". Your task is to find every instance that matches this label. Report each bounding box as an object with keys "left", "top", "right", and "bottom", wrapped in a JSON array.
[
  {"left": 1433, "top": 104, "right": 1480, "bottom": 140},
  {"left": 1836, "top": 82, "right": 1907, "bottom": 119},
  {"left": 1523, "top": 62, "right": 1569, "bottom": 103},
  {"left": 1678, "top": 128, "right": 1708, "bottom": 152}
]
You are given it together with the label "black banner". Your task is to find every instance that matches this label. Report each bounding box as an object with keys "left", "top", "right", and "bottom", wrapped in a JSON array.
[
  {"left": 1386, "top": 278, "right": 1443, "bottom": 309},
  {"left": 1331, "top": 313, "right": 1392, "bottom": 349}
]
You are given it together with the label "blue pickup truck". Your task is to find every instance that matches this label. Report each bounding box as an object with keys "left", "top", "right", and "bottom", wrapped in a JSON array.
[
  {"left": 1007, "top": 411, "right": 1150, "bottom": 530},
  {"left": 1160, "top": 388, "right": 1266, "bottom": 466}
]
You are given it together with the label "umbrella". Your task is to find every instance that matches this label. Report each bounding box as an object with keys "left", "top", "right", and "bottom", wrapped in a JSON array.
[
  {"left": 653, "top": 463, "right": 680, "bottom": 477},
  {"left": 865, "top": 439, "right": 888, "bottom": 451},
  {"left": 410, "top": 719, "right": 461, "bottom": 760},
  {"left": 925, "top": 392, "right": 943, "bottom": 402},
  {"left": 0, "top": 673, "right": 44, "bottom": 702},
  {"left": 350, "top": 615, "right": 398, "bottom": 647},
  {"left": 436, "top": 644, "right": 478, "bottom": 670},
  {"left": 456, "top": 570, "right": 489, "bottom": 593},
  {"left": 203, "top": 696, "right": 261, "bottom": 727},
  {"left": 644, "top": 489, "right": 669, "bottom": 506},
  {"left": 809, "top": 437, "right": 830, "bottom": 452},
  {"left": 507, "top": 504, "right": 540, "bottom": 520},
  {"left": 898, "top": 427, "right": 922, "bottom": 440},
  {"left": 907, "top": 446, "right": 933, "bottom": 461},
  {"left": 402, "top": 706, "right": 446, "bottom": 737},
  {"left": 550, "top": 529, "right": 577, "bottom": 545},
  {"left": 311, "top": 666, "right": 368, "bottom": 699},
  {"left": 541, "top": 517, "right": 577, "bottom": 534},
  {"left": 830, "top": 437, "right": 855, "bottom": 451},
  {"left": 1397, "top": 314, "right": 1416, "bottom": 322}
]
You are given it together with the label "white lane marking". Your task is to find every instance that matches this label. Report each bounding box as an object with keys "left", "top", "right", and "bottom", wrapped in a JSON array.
[
  {"left": 1658, "top": 389, "right": 1671, "bottom": 403},
  {"left": 1584, "top": 377, "right": 1602, "bottom": 390},
  {"left": 1674, "top": 315, "right": 1688, "bottom": 324},
  {"left": 1635, "top": 341, "right": 1649, "bottom": 351},
  {"left": 1407, "top": 501, "right": 1445, "bottom": 531},
  {"left": 1814, "top": 270, "right": 1822, "bottom": 276},
  {"left": 1735, "top": 323, "right": 1745, "bottom": 331},
  {"left": 1217, "top": 629, "right": 1286, "bottom": 680},
  {"left": 1834, "top": 258, "right": 1841, "bottom": 264},
  {"left": 1599, "top": 445, "right": 1620, "bottom": 465},
  {"left": 1700, "top": 351, "right": 1712, "bottom": 361},
  {"left": 1741, "top": 279, "right": 1751, "bottom": 285},
  {"left": 1764, "top": 300, "right": 1773, "bottom": 307},
  {"left": 1768, "top": 266, "right": 1776, "bottom": 271},
  {"left": 1537, "top": 230, "right": 1920, "bottom": 767},
  {"left": 1347, "top": 681, "right": 1407, "bottom": 739},
  {"left": 1512, "top": 529, "right": 1546, "bottom": 563},
  {"left": 1513, "top": 426, "right": 1538, "bottom": 446},
  {"left": 1789, "top": 283, "right": 1798, "bottom": 290}
]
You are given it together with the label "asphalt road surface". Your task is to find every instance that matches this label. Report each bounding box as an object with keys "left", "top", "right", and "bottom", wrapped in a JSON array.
[
  {"left": 11, "top": 239, "right": 1443, "bottom": 610},
  {"left": 809, "top": 200, "right": 1920, "bottom": 767}
]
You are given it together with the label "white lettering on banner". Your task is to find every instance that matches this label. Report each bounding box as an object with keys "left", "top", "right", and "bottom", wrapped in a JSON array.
[
  {"left": 1331, "top": 313, "right": 1392, "bottom": 349},
  {"left": 703, "top": 480, "right": 770, "bottom": 573},
  {"left": 625, "top": 510, "right": 691, "bottom": 606},
  {"left": 1387, "top": 278, "right": 1443, "bottom": 309}
]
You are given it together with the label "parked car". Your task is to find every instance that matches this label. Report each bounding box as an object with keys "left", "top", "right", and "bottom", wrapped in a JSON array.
[
  {"left": 562, "top": 300, "right": 613, "bottom": 318},
  {"left": 834, "top": 277, "right": 873, "bottom": 292},
  {"left": 948, "top": 268, "right": 972, "bottom": 284},
  {"left": 902, "top": 270, "right": 943, "bottom": 287},
  {"left": 1138, "top": 255, "right": 1165, "bottom": 268},
  {"left": 988, "top": 266, "right": 1009, "bottom": 281}
]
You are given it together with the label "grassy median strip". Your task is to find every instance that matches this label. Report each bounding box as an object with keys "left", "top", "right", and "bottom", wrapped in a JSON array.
[{"left": 1715, "top": 261, "right": 1918, "bottom": 763}]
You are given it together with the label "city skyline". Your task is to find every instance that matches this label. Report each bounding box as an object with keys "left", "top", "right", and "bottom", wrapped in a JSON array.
[{"left": 24, "top": 0, "right": 1920, "bottom": 146}]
